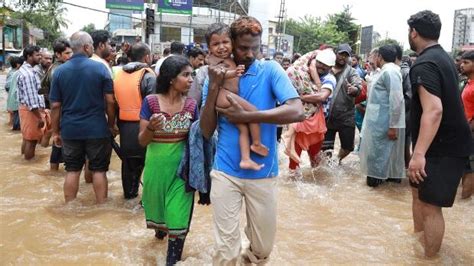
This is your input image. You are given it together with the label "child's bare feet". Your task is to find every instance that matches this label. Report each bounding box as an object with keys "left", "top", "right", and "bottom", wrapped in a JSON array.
[
  {"left": 240, "top": 159, "right": 264, "bottom": 171},
  {"left": 250, "top": 143, "right": 269, "bottom": 157}
]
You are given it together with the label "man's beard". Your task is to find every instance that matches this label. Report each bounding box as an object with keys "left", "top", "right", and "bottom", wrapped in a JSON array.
[
  {"left": 335, "top": 60, "right": 346, "bottom": 67},
  {"left": 409, "top": 37, "right": 416, "bottom": 52}
]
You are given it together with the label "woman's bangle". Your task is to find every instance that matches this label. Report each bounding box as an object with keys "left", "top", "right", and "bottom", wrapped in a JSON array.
[{"left": 146, "top": 125, "right": 154, "bottom": 132}]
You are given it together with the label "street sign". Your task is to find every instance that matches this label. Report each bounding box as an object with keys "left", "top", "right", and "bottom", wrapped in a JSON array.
[
  {"left": 106, "top": 0, "right": 144, "bottom": 11},
  {"left": 157, "top": 0, "right": 193, "bottom": 15}
]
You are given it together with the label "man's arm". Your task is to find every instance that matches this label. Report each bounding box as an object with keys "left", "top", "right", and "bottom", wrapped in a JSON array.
[
  {"left": 387, "top": 70, "right": 404, "bottom": 140},
  {"left": 408, "top": 85, "right": 443, "bottom": 183},
  {"left": 216, "top": 96, "right": 304, "bottom": 124},
  {"left": 200, "top": 66, "right": 226, "bottom": 140},
  {"left": 105, "top": 93, "right": 117, "bottom": 135},
  {"left": 300, "top": 88, "right": 331, "bottom": 104},
  {"left": 413, "top": 85, "right": 443, "bottom": 154},
  {"left": 50, "top": 101, "right": 62, "bottom": 146},
  {"left": 346, "top": 69, "right": 362, "bottom": 97},
  {"left": 141, "top": 72, "right": 156, "bottom": 97}
]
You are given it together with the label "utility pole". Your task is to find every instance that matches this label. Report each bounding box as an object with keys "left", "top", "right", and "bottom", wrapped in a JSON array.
[{"left": 276, "top": 0, "right": 285, "bottom": 52}]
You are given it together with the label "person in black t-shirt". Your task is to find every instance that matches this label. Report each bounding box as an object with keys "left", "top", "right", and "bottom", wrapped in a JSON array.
[{"left": 407, "top": 10, "right": 471, "bottom": 258}]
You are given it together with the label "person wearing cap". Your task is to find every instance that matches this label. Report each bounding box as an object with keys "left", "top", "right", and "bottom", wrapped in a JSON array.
[
  {"left": 359, "top": 45, "right": 406, "bottom": 187},
  {"left": 323, "top": 43, "right": 362, "bottom": 163},
  {"left": 284, "top": 48, "right": 337, "bottom": 168}
]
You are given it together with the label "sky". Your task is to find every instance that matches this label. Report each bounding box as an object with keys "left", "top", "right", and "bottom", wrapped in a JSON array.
[
  {"left": 276, "top": 0, "right": 472, "bottom": 52},
  {"left": 19, "top": 0, "right": 471, "bottom": 52}
]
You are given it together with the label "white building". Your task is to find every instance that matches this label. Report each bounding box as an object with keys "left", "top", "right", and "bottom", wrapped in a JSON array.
[{"left": 452, "top": 8, "right": 474, "bottom": 51}]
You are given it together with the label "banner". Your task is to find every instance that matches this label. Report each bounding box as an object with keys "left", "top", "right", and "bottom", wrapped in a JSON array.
[
  {"left": 158, "top": 0, "right": 192, "bottom": 15},
  {"left": 360, "top": 25, "right": 373, "bottom": 56},
  {"left": 106, "top": 0, "right": 144, "bottom": 11}
]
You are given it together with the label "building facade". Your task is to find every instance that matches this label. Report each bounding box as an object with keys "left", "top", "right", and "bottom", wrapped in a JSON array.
[
  {"left": 104, "top": 0, "right": 275, "bottom": 54},
  {"left": 452, "top": 8, "right": 474, "bottom": 51}
]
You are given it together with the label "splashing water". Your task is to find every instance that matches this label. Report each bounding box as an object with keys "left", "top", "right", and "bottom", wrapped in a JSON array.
[{"left": 0, "top": 75, "right": 472, "bottom": 264}]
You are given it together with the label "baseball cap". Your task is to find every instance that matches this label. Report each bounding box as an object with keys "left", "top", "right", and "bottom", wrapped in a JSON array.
[{"left": 336, "top": 43, "right": 352, "bottom": 56}]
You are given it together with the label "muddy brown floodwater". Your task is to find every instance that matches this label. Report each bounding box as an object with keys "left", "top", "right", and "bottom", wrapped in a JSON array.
[{"left": 0, "top": 75, "right": 472, "bottom": 264}]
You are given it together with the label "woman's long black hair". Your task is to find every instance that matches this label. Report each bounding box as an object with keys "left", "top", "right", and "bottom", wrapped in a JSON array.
[{"left": 156, "top": 56, "right": 191, "bottom": 94}]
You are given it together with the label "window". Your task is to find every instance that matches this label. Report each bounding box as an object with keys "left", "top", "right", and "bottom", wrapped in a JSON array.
[
  {"left": 193, "top": 28, "right": 206, "bottom": 44},
  {"left": 160, "top": 27, "right": 181, "bottom": 42}
]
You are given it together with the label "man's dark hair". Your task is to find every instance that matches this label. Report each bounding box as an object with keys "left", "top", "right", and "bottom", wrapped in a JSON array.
[
  {"left": 391, "top": 44, "right": 403, "bottom": 61},
  {"left": 205, "top": 22, "right": 231, "bottom": 45},
  {"left": 170, "top": 41, "right": 185, "bottom": 55},
  {"left": 407, "top": 10, "right": 441, "bottom": 40},
  {"left": 292, "top": 53, "right": 301, "bottom": 63},
  {"left": 461, "top": 50, "right": 474, "bottom": 60},
  {"left": 401, "top": 55, "right": 412, "bottom": 67},
  {"left": 10, "top": 56, "right": 25, "bottom": 68},
  {"left": 117, "top": 55, "right": 129, "bottom": 65},
  {"left": 90, "top": 30, "right": 111, "bottom": 50},
  {"left": 187, "top": 47, "right": 205, "bottom": 58},
  {"left": 282, "top": 57, "right": 291, "bottom": 64},
  {"left": 230, "top": 16, "right": 262, "bottom": 40},
  {"left": 130, "top": 42, "right": 150, "bottom": 62},
  {"left": 23, "top": 45, "right": 41, "bottom": 59},
  {"left": 352, "top": 54, "right": 360, "bottom": 61},
  {"left": 273, "top": 51, "right": 284, "bottom": 58},
  {"left": 409, "top": 52, "right": 417, "bottom": 58},
  {"left": 163, "top": 47, "right": 170, "bottom": 56},
  {"left": 156, "top": 56, "right": 191, "bottom": 94},
  {"left": 52, "top": 38, "right": 71, "bottom": 54},
  {"left": 378, "top": 45, "right": 397, "bottom": 63}
]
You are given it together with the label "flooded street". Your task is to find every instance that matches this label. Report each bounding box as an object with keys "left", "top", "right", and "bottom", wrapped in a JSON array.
[{"left": 0, "top": 73, "right": 472, "bottom": 265}]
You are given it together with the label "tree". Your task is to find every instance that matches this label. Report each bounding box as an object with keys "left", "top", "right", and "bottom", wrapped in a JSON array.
[
  {"left": 326, "top": 5, "right": 359, "bottom": 47},
  {"left": 374, "top": 38, "right": 401, "bottom": 48},
  {"left": 285, "top": 15, "right": 348, "bottom": 54},
  {"left": 284, "top": 6, "right": 360, "bottom": 55},
  {"left": 81, "top": 23, "right": 96, "bottom": 35},
  {"left": 11, "top": 0, "right": 68, "bottom": 48},
  {"left": 372, "top": 31, "right": 381, "bottom": 48}
]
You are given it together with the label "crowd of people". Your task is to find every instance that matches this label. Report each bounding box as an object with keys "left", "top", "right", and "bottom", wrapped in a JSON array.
[{"left": 2, "top": 9, "right": 473, "bottom": 265}]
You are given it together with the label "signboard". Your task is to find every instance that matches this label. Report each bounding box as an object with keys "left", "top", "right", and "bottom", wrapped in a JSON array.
[
  {"left": 360, "top": 25, "right": 373, "bottom": 56},
  {"left": 106, "top": 0, "right": 144, "bottom": 11},
  {"left": 158, "top": 0, "right": 193, "bottom": 15}
]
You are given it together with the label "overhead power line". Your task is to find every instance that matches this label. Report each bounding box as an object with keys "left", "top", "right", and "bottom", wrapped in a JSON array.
[{"left": 62, "top": 1, "right": 146, "bottom": 22}]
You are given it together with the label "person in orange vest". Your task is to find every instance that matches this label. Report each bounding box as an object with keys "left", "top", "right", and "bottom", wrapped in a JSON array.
[{"left": 114, "top": 42, "right": 156, "bottom": 199}]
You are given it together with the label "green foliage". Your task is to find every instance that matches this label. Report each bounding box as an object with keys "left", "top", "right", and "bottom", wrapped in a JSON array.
[
  {"left": 81, "top": 23, "right": 96, "bottom": 35},
  {"left": 285, "top": 6, "right": 358, "bottom": 54},
  {"left": 326, "top": 5, "right": 359, "bottom": 46},
  {"left": 374, "top": 38, "right": 401, "bottom": 48},
  {"left": 403, "top": 49, "right": 415, "bottom": 56},
  {"left": 11, "top": 0, "right": 68, "bottom": 49}
]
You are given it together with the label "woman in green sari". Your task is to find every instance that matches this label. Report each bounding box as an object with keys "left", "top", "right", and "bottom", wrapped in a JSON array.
[{"left": 138, "top": 56, "right": 197, "bottom": 265}]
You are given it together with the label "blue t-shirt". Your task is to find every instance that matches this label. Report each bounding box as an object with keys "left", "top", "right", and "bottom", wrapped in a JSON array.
[
  {"left": 49, "top": 54, "right": 113, "bottom": 140},
  {"left": 202, "top": 60, "right": 299, "bottom": 179},
  {"left": 320, "top": 72, "right": 337, "bottom": 118}
]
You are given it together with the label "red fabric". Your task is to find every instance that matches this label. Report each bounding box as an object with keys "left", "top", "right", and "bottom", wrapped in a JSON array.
[
  {"left": 355, "top": 80, "right": 367, "bottom": 104},
  {"left": 289, "top": 141, "right": 323, "bottom": 170},
  {"left": 462, "top": 80, "right": 474, "bottom": 121},
  {"left": 294, "top": 108, "right": 327, "bottom": 150},
  {"left": 19, "top": 105, "right": 47, "bottom": 141}
]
